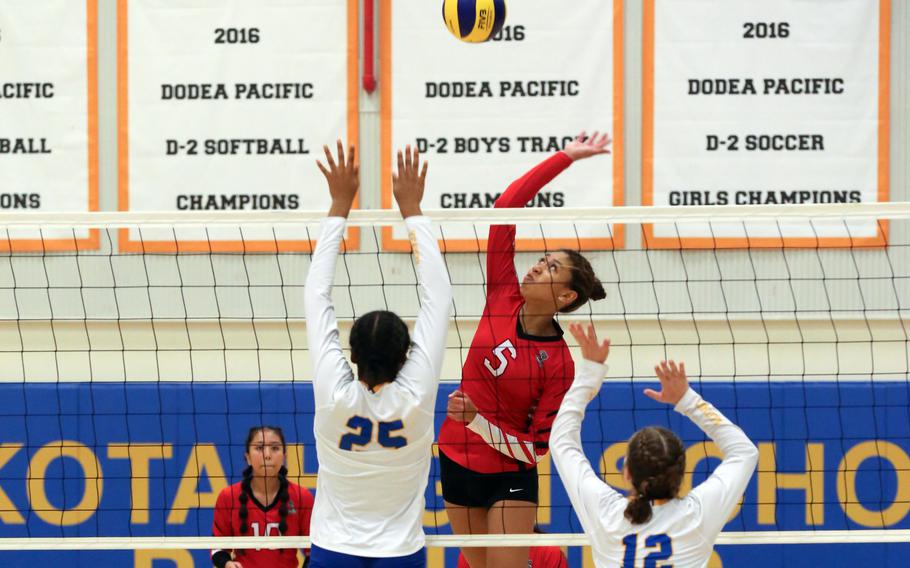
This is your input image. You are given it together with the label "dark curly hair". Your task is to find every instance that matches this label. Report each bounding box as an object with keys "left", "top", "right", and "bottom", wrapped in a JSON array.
[
  {"left": 558, "top": 249, "right": 606, "bottom": 313},
  {"left": 349, "top": 310, "right": 410, "bottom": 390},
  {"left": 624, "top": 426, "right": 686, "bottom": 524}
]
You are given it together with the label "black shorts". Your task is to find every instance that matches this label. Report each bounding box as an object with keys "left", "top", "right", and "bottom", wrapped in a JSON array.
[{"left": 439, "top": 450, "right": 538, "bottom": 508}]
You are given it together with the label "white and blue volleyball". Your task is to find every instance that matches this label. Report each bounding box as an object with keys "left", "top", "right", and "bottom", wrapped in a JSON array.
[{"left": 442, "top": 0, "right": 507, "bottom": 43}]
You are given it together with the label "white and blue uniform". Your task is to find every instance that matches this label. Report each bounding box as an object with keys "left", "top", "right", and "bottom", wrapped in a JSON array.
[
  {"left": 551, "top": 360, "right": 759, "bottom": 568},
  {"left": 305, "top": 216, "right": 451, "bottom": 560}
]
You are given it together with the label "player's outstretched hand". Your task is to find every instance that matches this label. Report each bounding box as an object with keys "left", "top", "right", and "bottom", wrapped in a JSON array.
[
  {"left": 568, "top": 323, "right": 610, "bottom": 364},
  {"left": 447, "top": 389, "right": 477, "bottom": 423},
  {"left": 563, "top": 131, "right": 611, "bottom": 161},
  {"left": 645, "top": 360, "right": 690, "bottom": 406},
  {"left": 317, "top": 140, "right": 359, "bottom": 218},
  {"left": 393, "top": 145, "right": 428, "bottom": 218}
]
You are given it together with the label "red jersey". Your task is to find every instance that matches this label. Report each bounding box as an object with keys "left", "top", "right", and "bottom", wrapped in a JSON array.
[
  {"left": 457, "top": 546, "right": 569, "bottom": 568},
  {"left": 439, "top": 152, "right": 576, "bottom": 474},
  {"left": 212, "top": 481, "right": 314, "bottom": 568}
]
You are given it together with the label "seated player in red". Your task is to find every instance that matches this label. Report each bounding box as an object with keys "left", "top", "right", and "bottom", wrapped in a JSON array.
[
  {"left": 439, "top": 131, "right": 611, "bottom": 568},
  {"left": 211, "top": 426, "right": 314, "bottom": 568}
]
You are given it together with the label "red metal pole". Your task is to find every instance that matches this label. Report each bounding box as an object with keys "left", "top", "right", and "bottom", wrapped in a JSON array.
[{"left": 362, "top": 0, "right": 377, "bottom": 93}]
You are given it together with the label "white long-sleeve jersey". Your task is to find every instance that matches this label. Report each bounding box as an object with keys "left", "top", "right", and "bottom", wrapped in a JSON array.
[
  {"left": 551, "top": 360, "right": 759, "bottom": 568},
  {"left": 304, "top": 216, "right": 452, "bottom": 557}
]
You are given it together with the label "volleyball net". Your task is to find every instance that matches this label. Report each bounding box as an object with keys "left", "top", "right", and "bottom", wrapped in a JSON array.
[{"left": 0, "top": 203, "right": 909, "bottom": 566}]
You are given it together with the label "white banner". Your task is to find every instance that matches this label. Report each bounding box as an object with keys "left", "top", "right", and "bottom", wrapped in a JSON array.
[
  {"left": 381, "top": 0, "right": 623, "bottom": 252},
  {"left": 644, "top": 0, "right": 890, "bottom": 248},
  {"left": 0, "top": 0, "right": 96, "bottom": 250},
  {"left": 120, "top": 0, "right": 358, "bottom": 252}
]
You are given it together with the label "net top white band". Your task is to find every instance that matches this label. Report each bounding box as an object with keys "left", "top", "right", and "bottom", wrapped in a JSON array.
[
  {"left": 0, "top": 202, "right": 907, "bottom": 228},
  {"left": 1, "top": 530, "right": 908, "bottom": 550}
]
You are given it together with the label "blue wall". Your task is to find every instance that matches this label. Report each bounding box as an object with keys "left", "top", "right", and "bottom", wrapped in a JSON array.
[{"left": 0, "top": 381, "right": 908, "bottom": 567}]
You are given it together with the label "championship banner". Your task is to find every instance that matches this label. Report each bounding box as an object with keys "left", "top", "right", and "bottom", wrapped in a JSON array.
[
  {"left": 118, "top": 0, "right": 358, "bottom": 253},
  {"left": 0, "top": 382, "right": 908, "bottom": 567},
  {"left": 380, "top": 0, "right": 623, "bottom": 252},
  {"left": 643, "top": 0, "right": 890, "bottom": 248},
  {"left": 0, "top": 0, "right": 98, "bottom": 251}
]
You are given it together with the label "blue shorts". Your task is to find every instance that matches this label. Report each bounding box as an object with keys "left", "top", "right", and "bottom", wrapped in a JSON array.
[{"left": 309, "top": 545, "right": 426, "bottom": 568}]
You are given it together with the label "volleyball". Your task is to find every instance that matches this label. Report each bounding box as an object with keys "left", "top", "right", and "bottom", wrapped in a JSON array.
[{"left": 442, "top": 0, "right": 507, "bottom": 43}]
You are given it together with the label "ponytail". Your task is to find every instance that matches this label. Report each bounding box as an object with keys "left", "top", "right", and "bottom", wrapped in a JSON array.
[
  {"left": 623, "top": 427, "right": 686, "bottom": 525},
  {"left": 624, "top": 492, "right": 654, "bottom": 524},
  {"left": 558, "top": 249, "right": 606, "bottom": 313}
]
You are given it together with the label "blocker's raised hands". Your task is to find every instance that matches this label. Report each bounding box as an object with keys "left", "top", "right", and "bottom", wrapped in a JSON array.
[
  {"left": 393, "top": 145, "right": 428, "bottom": 218},
  {"left": 646, "top": 360, "right": 690, "bottom": 406},
  {"left": 568, "top": 323, "right": 610, "bottom": 364},
  {"left": 563, "top": 131, "right": 612, "bottom": 161},
  {"left": 317, "top": 140, "right": 359, "bottom": 218}
]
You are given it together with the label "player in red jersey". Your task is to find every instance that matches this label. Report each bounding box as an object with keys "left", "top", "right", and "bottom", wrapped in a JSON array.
[
  {"left": 438, "top": 131, "right": 612, "bottom": 568},
  {"left": 211, "top": 426, "right": 314, "bottom": 568}
]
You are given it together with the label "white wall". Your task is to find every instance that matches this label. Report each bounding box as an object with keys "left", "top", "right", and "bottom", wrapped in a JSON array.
[{"left": 3, "top": 0, "right": 908, "bottom": 382}]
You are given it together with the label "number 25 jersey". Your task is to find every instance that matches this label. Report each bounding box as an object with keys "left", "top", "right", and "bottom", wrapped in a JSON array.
[{"left": 304, "top": 216, "right": 452, "bottom": 557}]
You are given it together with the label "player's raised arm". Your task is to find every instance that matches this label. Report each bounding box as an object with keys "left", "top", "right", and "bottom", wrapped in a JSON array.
[
  {"left": 393, "top": 146, "right": 452, "bottom": 401},
  {"left": 650, "top": 361, "right": 759, "bottom": 538},
  {"left": 305, "top": 141, "right": 359, "bottom": 407},
  {"left": 551, "top": 323, "right": 624, "bottom": 532}
]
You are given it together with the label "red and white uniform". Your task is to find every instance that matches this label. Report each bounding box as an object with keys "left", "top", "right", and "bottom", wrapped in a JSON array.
[
  {"left": 211, "top": 481, "right": 314, "bottom": 568},
  {"left": 458, "top": 546, "right": 568, "bottom": 567},
  {"left": 439, "top": 152, "right": 576, "bottom": 474}
]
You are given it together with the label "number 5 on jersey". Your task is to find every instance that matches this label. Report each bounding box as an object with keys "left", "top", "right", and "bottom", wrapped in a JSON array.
[
  {"left": 484, "top": 339, "right": 517, "bottom": 377},
  {"left": 339, "top": 417, "right": 407, "bottom": 450}
]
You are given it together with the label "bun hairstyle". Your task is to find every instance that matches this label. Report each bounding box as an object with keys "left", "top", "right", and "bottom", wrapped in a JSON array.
[
  {"left": 349, "top": 310, "right": 411, "bottom": 389},
  {"left": 624, "top": 426, "right": 686, "bottom": 524},
  {"left": 239, "top": 426, "right": 290, "bottom": 538},
  {"left": 558, "top": 249, "right": 606, "bottom": 313}
]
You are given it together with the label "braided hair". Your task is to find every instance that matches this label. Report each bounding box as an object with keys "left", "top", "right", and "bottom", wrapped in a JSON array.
[
  {"left": 624, "top": 426, "right": 686, "bottom": 524},
  {"left": 238, "top": 464, "right": 254, "bottom": 535},
  {"left": 276, "top": 464, "right": 290, "bottom": 534},
  {"left": 238, "top": 426, "right": 291, "bottom": 535},
  {"left": 557, "top": 249, "right": 606, "bottom": 313},
  {"left": 349, "top": 310, "right": 411, "bottom": 390}
]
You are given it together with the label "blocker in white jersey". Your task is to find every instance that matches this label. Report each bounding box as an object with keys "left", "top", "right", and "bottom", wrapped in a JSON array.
[
  {"left": 305, "top": 142, "right": 451, "bottom": 563},
  {"left": 552, "top": 324, "right": 759, "bottom": 568}
]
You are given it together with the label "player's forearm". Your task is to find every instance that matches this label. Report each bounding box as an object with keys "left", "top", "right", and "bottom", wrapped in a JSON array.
[
  {"left": 551, "top": 360, "right": 606, "bottom": 467},
  {"left": 327, "top": 198, "right": 354, "bottom": 218},
  {"left": 407, "top": 216, "right": 452, "bottom": 376},
  {"left": 551, "top": 409, "right": 600, "bottom": 526},
  {"left": 551, "top": 360, "right": 615, "bottom": 526},
  {"left": 550, "top": 396, "right": 588, "bottom": 475},
  {"left": 494, "top": 152, "right": 573, "bottom": 209},
  {"left": 680, "top": 388, "right": 759, "bottom": 536},
  {"left": 304, "top": 217, "right": 346, "bottom": 357},
  {"left": 304, "top": 217, "right": 345, "bottom": 300},
  {"left": 675, "top": 388, "right": 759, "bottom": 469},
  {"left": 466, "top": 412, "right": 542, "bottom": 464},
  {"left": 408, "top": 216, "right": 452, "bottom": 315}
]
